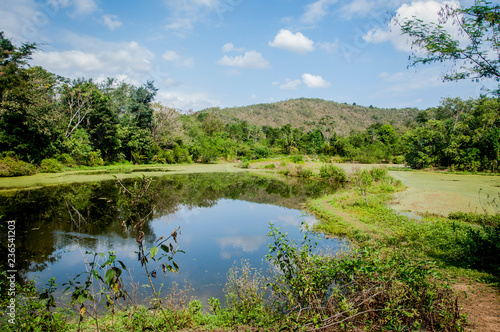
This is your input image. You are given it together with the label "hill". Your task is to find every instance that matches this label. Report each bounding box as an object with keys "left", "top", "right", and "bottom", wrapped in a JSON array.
[{"left": 195, "top": 98, "right": 419, "bottom": 136}]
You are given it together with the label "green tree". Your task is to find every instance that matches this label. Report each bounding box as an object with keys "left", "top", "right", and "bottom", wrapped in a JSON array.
[
  {"left": 0, "top": 34, "right": 63, "bottom": 162},
  {"left": 400, "top": 0, "right": 500, "bottom": 93},
  {"left": 86, "top": 88, "right": 120, "bottom": 161}
]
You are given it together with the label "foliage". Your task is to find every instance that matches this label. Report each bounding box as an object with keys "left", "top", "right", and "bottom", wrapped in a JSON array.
[
  {"left": 296, "top": 166, "right": 314, "bottom": 178},
  {"left": 39, "top": 158, "right": 64, "bottom": 173},
  {"left": 265, "top": 224, "right": 464, "bottom": 331},
  {"left": 350, "top": 169, "right": 373, "bottom": 205},
  {"left": 223, "top": 260, "right": 272, "bottom": 326},
  {"left": 404, "top": 97, "right": 500, "bottom": 171},
  {"left": 400, "top": 0, "right": 500, "bottom": 94},
  {"left": 0, "top": 156, "right": 37, "bottom": 177},
  {"left": 319, "top": 164, "right": 347, "bottom": 182},
  {"left": 266, "top": 224, "right": 336, "bottom": 310}
]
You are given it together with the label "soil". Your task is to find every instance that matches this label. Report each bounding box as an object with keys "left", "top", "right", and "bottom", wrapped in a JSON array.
[{"left": 453, "top": 281, "right": 500, "bottom": 332}]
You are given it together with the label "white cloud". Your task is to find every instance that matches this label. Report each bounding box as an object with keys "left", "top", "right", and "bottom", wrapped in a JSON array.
[
  {"left": 301, "top": 0, "right": 338, "bottom": 25},
  {"left": 162, "top": 50, "right": 194, "bottom": 67},
  {"left": 157, "top": 90, "right": 220, "bottom": 112},
  {"left": 222, "top": 43, "right": 246, "bottom": 53},
  {"left": 302, "top": 73, "right": 331, "bottom": 88},
  {"left": 339, "top": 0, "right": 376, "bottom": 19},
  {"left": 218, "top": 50, "right": 271, "bottom": 69},
  {"left": 0, "top": 0, "right": 41, "bottom": 42},
  {"left": 363, "top": 0, "right": 462, "bottom": 52},
  {"left": 72, "top": 0, "right": 97, "bottom": 15},
  {"left": 48, "top": 0, "right": 97, "bottom": 16},
  {"left": 163, "top": 50, "right": 182, "bottom": 61},
  {"left": 163, "top": 0, "right": 239, "bottom": 34},
  {"left": 268, "top": 29, "right": 315, "bottom": 54},
  {"left": 102, "top": 14, "right": 122, "bottom": 30},
  {"left": 376, "top": 67, "right": 445, "bottom": 96},
  {"left": 280, "top": 79, "right": 302, "bottom": 90},
  {"left": 32, "top": 40, "right": 155, "bottom": 84},
  {"left": 318, "top": 40, "right": 340, "bottom": 53}
]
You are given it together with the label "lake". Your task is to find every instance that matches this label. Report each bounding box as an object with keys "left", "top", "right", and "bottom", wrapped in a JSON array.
[{"left": 0, "top": 172, "right": 347, "bottom": 305}]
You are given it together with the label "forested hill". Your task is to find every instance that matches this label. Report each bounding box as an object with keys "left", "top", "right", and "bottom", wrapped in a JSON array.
[{"left": 195, "top": 98, "right": 419, "bottom": 136}]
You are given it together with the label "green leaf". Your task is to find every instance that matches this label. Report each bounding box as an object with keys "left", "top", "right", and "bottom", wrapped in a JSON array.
[
  {"left": 150, "top": 246, "right": 159, "bottom": 259},
  {"left": 105, "top": 269, "right": 116, "bottom": 285}
]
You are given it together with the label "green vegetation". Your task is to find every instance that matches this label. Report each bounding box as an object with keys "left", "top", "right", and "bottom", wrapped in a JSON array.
[{"left": 1, "top": 1, "right": 500, "bottom": 329}]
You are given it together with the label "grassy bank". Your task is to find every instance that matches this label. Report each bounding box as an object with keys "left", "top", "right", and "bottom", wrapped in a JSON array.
[{"left": 1, "top": 162, "right": 498, "bottom": 331}]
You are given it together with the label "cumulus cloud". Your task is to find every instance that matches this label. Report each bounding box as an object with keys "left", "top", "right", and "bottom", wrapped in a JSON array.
[
  {"left": 102, "top": 14, "right": 122, "bottom": 30},
  {"left": 280, "top": 79, "right": 302, "bottom": 90},
  {"left": 302, "top": 73, "right": 331, "bottom": 88},
  {"left": 32, "top": 40, "right": 155, "bottom": 84},
  {"left": 363, "top": 0, "right": 462, "bottom": 52},
  {"left": 218, "top": 50, "right": 271, "bottom": 69},
  {"left": 268, "top": 29, "right": 315, "bottom": 54}
]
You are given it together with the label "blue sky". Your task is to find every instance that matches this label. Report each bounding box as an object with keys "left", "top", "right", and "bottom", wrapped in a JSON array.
[{"left": 1, "top": 0, "right": 493, "bottom": 111}]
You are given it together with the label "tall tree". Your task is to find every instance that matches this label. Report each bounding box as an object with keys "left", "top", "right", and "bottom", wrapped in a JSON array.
[{"left": 0, "top": 33, "right": 63, "bottom": 162}]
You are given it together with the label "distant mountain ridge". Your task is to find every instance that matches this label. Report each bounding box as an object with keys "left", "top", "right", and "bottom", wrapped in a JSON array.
[{"left": 195, "top": 98, "right": 419, "bottom": 136}]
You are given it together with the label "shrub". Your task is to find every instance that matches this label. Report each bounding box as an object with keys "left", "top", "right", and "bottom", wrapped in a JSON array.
[
  {"left": 57, "top": 153, "right": 76, "bottom": 167},
  {"left": 0, "top": 157, "right": 37, "bottom": 177},
  {"left": 254, "top": 146, "right": 271, "bottom": 159},
  {"left": 224, "top": 260, "right": 270, "bottom": 325},
  {"left": 369, "top": 167, "right": 389, "bottom": 181},
  {"left": 290, "top": 155, "right": 303, "bottom": 163},
  {"left": 392, "top": 155, "right": 405, "bottom": 164},
  {"left": 296, "top": 166, "right": 313, "bottom": 178},
  {"left": 319, "top": 164, "right": 347, "bottom": 182},
  {"left": 266, "top": 227, "right": 464, "bottom": 331},
  {"left": 264, "top": 163, "right": 275, "bottom": 169},
  {"left": 39, "top": 158, "right": 64, "bottom": 173},
  {"left": 86, "top": 151, "right": 104, "bottom": 167}
]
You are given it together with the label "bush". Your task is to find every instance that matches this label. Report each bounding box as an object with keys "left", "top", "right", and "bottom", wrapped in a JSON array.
[
  {"left": 266, "top": 226, "right": 464, "bottom": 331},
  {"left": 319, "top": 164, "right": 347, "bottom": 182},
  {"left": 290, "top": 155, "right": 304, "bottom": 163},
  {"left": 392, "top": 155, "right": 405, "bottom": 164},
  {"left": 296, "top": 167, "right": 313, "bottom": 178},
  {"left": 264, "top": 163, "right": 275, "bottom": 169},
  {"left": 57, "top": 153, "right": 76, "bottom": 167},
  {"left": 86, "top": 151, "right": 104, "bottom": 167},
  {"left": 39, "top": 158, "right": 64, "bottom": 173},
  {"left": 254, "top": 146, "right": 271, "bottom": 159},
  {"left": 369, "top": 167, "right": 389, "bottom": 181},
  {"left": 0, "top": 157, "right": 37, "bottom": 177}
]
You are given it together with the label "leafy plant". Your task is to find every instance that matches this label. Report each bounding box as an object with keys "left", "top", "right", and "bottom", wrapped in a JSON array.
[
  {"left": 319, "top": 164, "right": 347, "bottom": 182},
  {"left": 39, "top": 158, "right": 64, "bottom": 173},
  {"left": 0, "top": 157, "right": 37, "bottom": 177}
]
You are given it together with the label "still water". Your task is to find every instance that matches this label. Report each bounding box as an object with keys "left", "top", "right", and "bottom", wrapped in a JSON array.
[{"left": 0, "top": 172, "right": 346, "bottom": 304}]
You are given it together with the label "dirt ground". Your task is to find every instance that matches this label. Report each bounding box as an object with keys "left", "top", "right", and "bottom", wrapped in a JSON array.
[{"left": 453, "top": 281, "right": 500, "bottom": 332}]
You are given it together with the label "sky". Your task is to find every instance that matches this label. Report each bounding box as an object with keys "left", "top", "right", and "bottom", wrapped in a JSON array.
[{"left": 1, "top": 0, "right": 495, "bottom": 112}]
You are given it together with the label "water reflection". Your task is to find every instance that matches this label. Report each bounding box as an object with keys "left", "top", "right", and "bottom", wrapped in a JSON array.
[{"left": 0, "top": 172, "right": 345, "bottom": 303}]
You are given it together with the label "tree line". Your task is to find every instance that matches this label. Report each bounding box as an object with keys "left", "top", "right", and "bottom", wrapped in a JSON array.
[{"left": 1, "top": 21, "right": 500, "bottom": 176}]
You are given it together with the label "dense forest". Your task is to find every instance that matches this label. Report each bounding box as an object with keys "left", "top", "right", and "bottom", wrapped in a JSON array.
[{"left": 1, "top": 30, "right": 500, "bottom": 176}]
